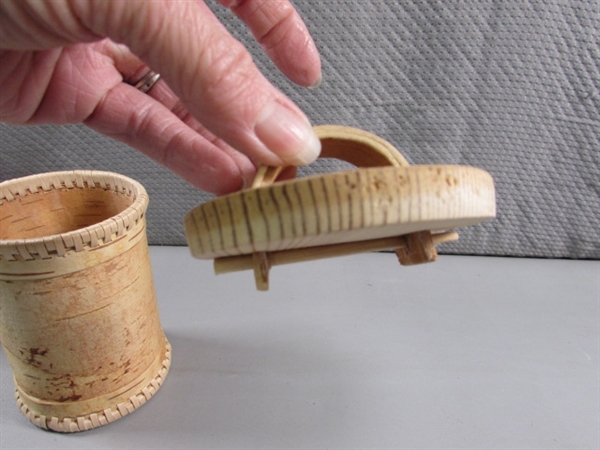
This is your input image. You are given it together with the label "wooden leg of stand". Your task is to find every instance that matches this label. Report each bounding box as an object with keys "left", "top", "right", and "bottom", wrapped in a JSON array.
[
  {"left": 395, "top": 231, "right": 439, "bottom": 265},
  {"left": 252, "top": 251, "right": 271, "bottom": 291}
]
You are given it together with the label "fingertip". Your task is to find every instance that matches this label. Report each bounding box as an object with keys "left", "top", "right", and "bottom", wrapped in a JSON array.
[{"left": 254, "top": 100, "right": 321, "bottom": 167}]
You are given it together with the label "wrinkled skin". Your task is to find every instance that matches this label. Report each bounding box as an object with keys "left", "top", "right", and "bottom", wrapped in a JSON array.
[{"left": 0, "top": 0, "right": 322, "bottom": 194}]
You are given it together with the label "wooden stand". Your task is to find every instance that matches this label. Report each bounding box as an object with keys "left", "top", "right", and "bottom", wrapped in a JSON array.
[
  {"left": 0, "top": 171, "right": 170, "bottom": 432},
  {"left": 184, "top": 125, "right": 496, "bottom": 290}
]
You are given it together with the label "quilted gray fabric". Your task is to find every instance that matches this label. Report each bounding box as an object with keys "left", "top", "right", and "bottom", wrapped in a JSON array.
[{"left": 1, "top": 1, "right": 598, "bottom": 258}]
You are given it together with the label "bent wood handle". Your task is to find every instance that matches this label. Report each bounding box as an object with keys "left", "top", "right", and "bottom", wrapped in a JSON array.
[{"left": 252, "top": 125, "right": 409, "bottom": 189}]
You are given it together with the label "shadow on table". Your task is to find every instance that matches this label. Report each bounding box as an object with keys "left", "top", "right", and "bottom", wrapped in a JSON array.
[{"left": 109, "top": 329, "right": 352, "bottom": 446}]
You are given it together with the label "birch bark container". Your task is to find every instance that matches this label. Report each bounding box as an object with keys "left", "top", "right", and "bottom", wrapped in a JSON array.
[{"left": 0, "top": 170, "right": 170, "bottom": 432}]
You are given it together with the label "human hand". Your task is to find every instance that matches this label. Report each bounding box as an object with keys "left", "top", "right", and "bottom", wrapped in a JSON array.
[{"left": 0, "top": 0, "right": 322, "bottom": 194}]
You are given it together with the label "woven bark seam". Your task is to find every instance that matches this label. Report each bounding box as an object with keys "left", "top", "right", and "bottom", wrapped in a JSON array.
[
  {"left": 14, "top": 340, "right": 171, "bottom": 433},
  {"left": 0, "top": 170, "right": 148, "bottom": 261}
]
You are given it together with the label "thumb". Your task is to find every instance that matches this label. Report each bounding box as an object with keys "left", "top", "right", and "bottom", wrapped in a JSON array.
[{"left": 75, "top": 0, "right": 321, "bottom": 167}]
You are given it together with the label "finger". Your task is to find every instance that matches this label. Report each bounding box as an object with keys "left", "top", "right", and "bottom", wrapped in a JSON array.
[
  {"left": 218, "top": 0, "right": 321, "bottom": 88},
  {"left": 85, "top": 81, "right": 255, "bottom": 195},
  {"left": 72, "top": 0, "right": 322, "bottom": 168},
  {"left": 0, "top": 0, "right": 100, "bottom": 49},
  {"left": 143, "top": 76, "right": 257, "bottom": 184},
  {"left": 100, "top": 40, "right": 256, "bottom": 193}
]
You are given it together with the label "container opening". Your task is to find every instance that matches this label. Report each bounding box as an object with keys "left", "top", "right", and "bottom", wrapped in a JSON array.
[{"left": 0, "top": 186, "right": 133, "bottom": 240}]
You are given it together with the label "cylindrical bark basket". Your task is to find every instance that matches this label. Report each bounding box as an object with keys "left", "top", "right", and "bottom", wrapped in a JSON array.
[{"left": 0, "top": 170, "right": 171, "bottom": 433}]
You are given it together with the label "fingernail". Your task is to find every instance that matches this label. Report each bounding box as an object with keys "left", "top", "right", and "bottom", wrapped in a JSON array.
[
  {"left": 255, "top": 101, "right": 321, "bottom": 166},
  {"left": 308, "top": 75, "right": 323, "bottom": 89}
]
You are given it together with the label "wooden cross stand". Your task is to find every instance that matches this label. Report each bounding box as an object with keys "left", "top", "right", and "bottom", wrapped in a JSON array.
[{"left": 184, "top": 125, "right": 496, "bottom": 290}]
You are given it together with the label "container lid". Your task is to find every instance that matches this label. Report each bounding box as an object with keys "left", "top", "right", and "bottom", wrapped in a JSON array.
[{"left": 184, "top": 125, "right": 496, "bottom": 290}]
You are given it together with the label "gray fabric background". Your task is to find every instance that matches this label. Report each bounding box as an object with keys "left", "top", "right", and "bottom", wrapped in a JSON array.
[{"left": 1, "top": 1, "right": 598, "bottom": 258}]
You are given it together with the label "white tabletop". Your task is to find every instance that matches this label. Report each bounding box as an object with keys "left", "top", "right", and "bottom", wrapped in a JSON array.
[{"left": 1, "top": 248, "right": 598, "bottom": 449}]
